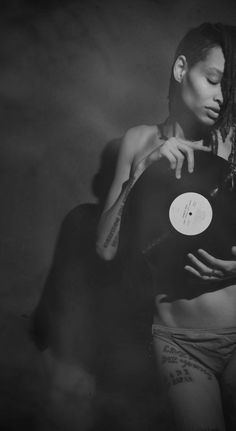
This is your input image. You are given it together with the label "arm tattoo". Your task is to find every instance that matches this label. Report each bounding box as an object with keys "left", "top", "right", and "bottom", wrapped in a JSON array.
[
  {"left": 103, "top": 216, "right": 121, "bottom": 248},
  {"left": 103, "top": 177, "right": 135, "bottom": 249}
]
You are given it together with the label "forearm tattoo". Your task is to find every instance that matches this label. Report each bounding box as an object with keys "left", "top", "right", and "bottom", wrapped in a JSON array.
[
  {"left": 103, "top": 176, "right": 135, "bottom": 249},
  {"left": 102, "top": 156, "right": 151, "bottom": 250}
]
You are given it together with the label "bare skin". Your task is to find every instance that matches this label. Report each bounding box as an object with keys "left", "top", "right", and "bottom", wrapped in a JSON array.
[
  {"left": 96, "top": 42, "right": 236, "bottom": 431},
  {"left": 96, "top": 46, "right": 236, "bottom": 331}
]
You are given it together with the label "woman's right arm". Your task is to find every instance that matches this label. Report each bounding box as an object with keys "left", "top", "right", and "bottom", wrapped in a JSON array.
[
  {"left": 96, "top": 125, "right": 163, "bottom": 260},
  {"left": 95, "top": 129, "right": 141, "bottom": 261}
]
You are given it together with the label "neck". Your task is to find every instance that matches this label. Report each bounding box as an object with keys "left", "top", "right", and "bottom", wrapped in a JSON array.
[{"left": 165, "top": 112, "right": 210, "bottom": 141}]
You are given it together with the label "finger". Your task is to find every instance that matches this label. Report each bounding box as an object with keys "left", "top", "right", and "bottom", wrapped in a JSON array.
[
  {"left": 160, "top": 147, "right": 177, "bottom": 170},
  {"left": 175, "top": 151, "right": 184, "bottom": 179},
  {"left": 189, "top": 143, "right": 211, "bottom": 152},
  {"left": 169, "top": 148, "right": 184, "bottom": 179},
  {"left": 187, "top": 253, "right": 215, "bottom": 275},
  {"left": 198, "top": 249, "right": 236, "bottom": 279},
  {"left": 197, "top": 249, "right": 227, "bottom": 271},
  {"left": 184, "top": 265, "right": 219, "bottom": 281},
  {"left": 185, "top": 148, "right": 194, "bottom": 173},
  {"left": 231, "top": 246, "right": 236, "bottom": 257},
  {"left": 184, "top": 265, "right": 202, "bottom": 278},
  {"left": 176, "top": 138, "right": 211, "bottom": 152},
  {"left": 177, "top": 144, "right": 194, "bottom": 173},
  {"left": 171, "top": 137, "right": 202, "bottom": 146}
]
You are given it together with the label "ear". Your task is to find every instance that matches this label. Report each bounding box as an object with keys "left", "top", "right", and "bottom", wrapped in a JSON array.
[{"left": 173, "top": 55, "right": 188, "bottom": 83}]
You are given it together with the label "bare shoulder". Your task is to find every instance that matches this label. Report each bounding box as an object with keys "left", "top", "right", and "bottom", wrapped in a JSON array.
[
  {"left": 124, "top": 124, "right": 159, "bottom": 142},
  {"left": 122, "top": 124, "right": 161, "bottom": 158}
]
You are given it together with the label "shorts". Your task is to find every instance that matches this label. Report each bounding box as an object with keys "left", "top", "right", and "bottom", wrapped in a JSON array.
[
  {"left": 152, "top": 323, "right": 236, "bottom": 431},
  {"left": 152, "top": 323, "right": 236, "bottom": 377}
]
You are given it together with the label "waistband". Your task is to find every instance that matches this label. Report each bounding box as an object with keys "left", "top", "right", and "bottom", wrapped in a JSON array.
[{"left": 152, "top": 322, "right": 236, "bottom": 336}]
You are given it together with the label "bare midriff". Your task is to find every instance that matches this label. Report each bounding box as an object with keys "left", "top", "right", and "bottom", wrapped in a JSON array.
[{"left": 154, "top": 284, "right": 236, "bottom": 329}]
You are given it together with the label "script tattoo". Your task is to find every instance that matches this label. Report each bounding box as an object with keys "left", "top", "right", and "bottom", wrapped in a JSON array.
[
  {"left": 164, "top": 367, "right": 193, "bottom": 389},
  {"left": 103, "top": 215, "right": 121, "bottom": 248},
  {"left": 161, "top": 344, "right": 213, "bottom": 390},
  {"left": 111, "top": 233, "right": 119, "bottom": 248},
  {"left": 103, "top": 177, "right": 135, "bottom": 249},
  {"left": 180, "top": 357, "right": 212, "bottom": 380}
]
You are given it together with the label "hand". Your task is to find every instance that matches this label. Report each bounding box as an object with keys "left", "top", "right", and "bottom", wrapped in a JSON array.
[
  {"left": 130, "top": 136, "right": 211, "bottom": 181},
  {"left": 159, "top": 137, "right": 211, "bottom": 179},
  {"left": 184, "top": 247, "right": 236, "bottom": 282}
]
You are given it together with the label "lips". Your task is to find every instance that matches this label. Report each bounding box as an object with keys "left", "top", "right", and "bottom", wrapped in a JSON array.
[{"left": 206, "top": 107, "right": 220, "bottom": 119}]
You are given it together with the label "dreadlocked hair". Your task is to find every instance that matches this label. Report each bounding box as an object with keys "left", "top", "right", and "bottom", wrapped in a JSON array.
[
  {"left": 212, "top": 24, "right": 236, "bottom": 190},
  {"left": 215, "top": 24, "right": 236, "bottom": 141},
  {"left": 168, "top": 23, "right": 236, "bottom": 182}
]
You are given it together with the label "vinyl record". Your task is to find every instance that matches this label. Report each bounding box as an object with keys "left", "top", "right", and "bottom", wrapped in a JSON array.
[
  {"left": 119, "top": 151, "right": 236, "bottom": 292},
  {"left": 169, "top": 192, "right": 213, "bottom": 236}
]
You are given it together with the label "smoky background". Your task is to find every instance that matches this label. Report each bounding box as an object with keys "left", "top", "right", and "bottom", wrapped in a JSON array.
[{"left": 0, "top": 0, "right": 236, "bottom": 430}]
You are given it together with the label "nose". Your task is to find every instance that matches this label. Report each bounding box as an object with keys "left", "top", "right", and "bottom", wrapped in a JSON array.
[{"left": 214, "top": 85, "right": 223, "bottom": 106}]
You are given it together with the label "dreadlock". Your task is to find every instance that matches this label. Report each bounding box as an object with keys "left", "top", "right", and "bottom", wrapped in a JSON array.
[
  {"left": 168, "top": 23, "right": 236, "bottom": 189},
  {"left": 215, "top": 24, "right": 236, "bottom": 138},
  {"left": 213, "top": 24, "right": 236, "bottom": 190}
]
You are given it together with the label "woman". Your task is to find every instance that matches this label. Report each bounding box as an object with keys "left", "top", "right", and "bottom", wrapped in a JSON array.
[{"left": 96, "top": 23, "right": 236, "bottom": 430}]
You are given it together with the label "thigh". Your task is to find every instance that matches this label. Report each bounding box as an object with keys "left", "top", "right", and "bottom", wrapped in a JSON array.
[
  {"left": 221, "top": 347, "right": 236, "bottom": 431},
  {"left": 153, "top": 335, "right": 226, "bottom": 431}
]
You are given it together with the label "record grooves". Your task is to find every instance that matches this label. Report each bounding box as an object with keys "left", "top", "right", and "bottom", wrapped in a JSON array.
[{"left": 119, "top": 152, "right": 236, "bottom": 294}]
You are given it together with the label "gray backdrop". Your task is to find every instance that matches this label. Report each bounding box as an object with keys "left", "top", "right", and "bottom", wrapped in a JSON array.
[{"left": 0, "top": 1, "right": 236, "bottom": 430}]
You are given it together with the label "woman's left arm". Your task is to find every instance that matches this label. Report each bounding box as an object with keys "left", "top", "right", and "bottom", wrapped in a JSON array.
[{"left": 184, "top": 247, "right": 236, "bottom": 281}]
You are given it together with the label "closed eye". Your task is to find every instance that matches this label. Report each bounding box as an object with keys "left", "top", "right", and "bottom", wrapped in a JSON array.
[
  {"left": 207, "top": 78, "right": 220, "bottom": 85},
  {"left": 207, "top": 78, "right": 219, "bottom": 85}
]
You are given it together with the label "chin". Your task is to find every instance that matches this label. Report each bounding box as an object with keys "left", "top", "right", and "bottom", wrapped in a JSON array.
[{"left": 199, "top": 115, "right": 216, "bottom": 127}]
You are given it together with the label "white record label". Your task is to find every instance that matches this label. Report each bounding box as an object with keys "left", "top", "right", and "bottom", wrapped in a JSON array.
[{"left": 169, "top": 192, "right": 212, "bottom": 236}]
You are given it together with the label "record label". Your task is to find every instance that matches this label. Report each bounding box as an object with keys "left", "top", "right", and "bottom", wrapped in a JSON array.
[{"left": 169, "top": 192, "right": 212, "bottom": 236}]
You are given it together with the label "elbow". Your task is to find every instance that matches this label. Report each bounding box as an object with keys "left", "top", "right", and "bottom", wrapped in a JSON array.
[{"left": 96, "top": 242, "right": 117, "bottom": 261}]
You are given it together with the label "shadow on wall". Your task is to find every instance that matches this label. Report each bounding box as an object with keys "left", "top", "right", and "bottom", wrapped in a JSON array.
[{"left": 32, "top": 138, "right": 168, "bottom": 430}]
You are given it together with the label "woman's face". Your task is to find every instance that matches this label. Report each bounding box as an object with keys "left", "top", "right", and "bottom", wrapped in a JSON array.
[{"left": 179, "top": 46, "right": 225, "bottom": 126}]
